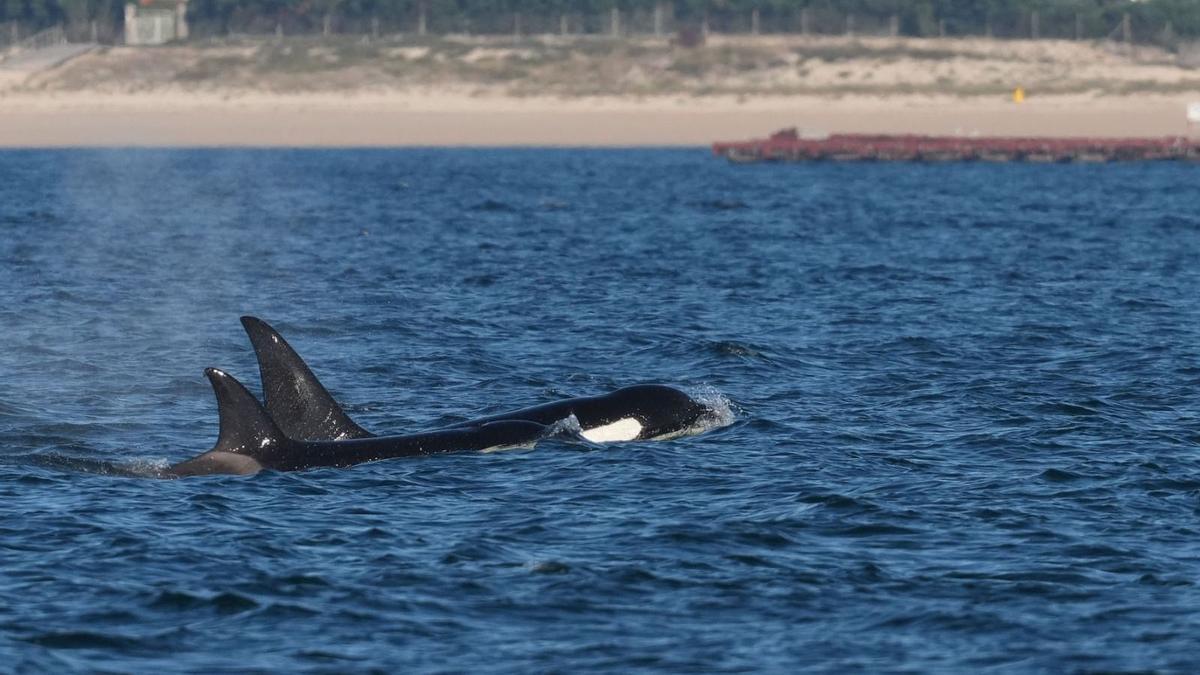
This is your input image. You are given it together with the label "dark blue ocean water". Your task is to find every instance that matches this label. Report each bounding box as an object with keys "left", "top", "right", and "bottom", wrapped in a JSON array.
[{"left": 2, "top": 149, "right": 1200, "bottom": 672}]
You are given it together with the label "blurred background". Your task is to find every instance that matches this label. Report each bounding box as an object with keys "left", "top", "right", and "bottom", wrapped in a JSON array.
[{"left": 2, "top": 1, "right": 1200, "bottom": 145}]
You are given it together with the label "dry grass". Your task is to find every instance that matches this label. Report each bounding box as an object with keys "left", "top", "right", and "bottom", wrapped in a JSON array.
[{"left": 21, "top": 33, "right": 1200, "bottom": 98}]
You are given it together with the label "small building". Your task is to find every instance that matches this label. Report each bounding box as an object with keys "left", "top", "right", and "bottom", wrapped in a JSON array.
[{"left": 125, "top": 0, "right": 188, "bottom": 45}]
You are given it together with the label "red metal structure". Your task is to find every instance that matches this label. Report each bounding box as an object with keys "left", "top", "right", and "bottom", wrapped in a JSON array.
[{"left": 713, "top": 128, "right": 1200, "bottom": 163}]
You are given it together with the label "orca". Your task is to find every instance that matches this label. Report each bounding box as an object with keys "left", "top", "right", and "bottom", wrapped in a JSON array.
[
  {"left": 165, "top": 368, "right": 552, "bottom": 477},
  {"left": 240, "top": 316, "right": 713, "bottom": 444},
  {"left": 437, "top": 385, "right": 708, "bottom": 442}
]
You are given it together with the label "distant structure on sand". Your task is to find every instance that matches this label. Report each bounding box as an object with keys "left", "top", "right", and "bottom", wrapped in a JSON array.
[{"left": 124, "top": 1, "right": 188, "bottom": 46}]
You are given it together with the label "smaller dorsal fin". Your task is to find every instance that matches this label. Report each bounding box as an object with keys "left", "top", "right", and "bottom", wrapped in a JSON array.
[
  {"left": 240, "top": 316, "right": 372, "bottom": 441},
  {"left": 167, "top": 368, "right": 288, "bottom": 477},
  {"left": 206, "top": 367, "right": 287, "bottom": 456}
]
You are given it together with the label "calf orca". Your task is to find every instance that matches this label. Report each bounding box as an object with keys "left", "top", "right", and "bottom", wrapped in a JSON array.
[
  {"left": 239, "top": 316, "right": 713, "bottom": 444},
  {"left": 166, "top": 369, "right": 551, "bottom": 477}
]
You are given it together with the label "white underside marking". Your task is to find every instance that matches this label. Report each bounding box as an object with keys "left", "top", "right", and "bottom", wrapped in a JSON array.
[
  {"left": 479, "top": 441, "right": 538, "bottom": 454},
  {"left": 580, "top": 418, "right": 643, "bottom": 443}
]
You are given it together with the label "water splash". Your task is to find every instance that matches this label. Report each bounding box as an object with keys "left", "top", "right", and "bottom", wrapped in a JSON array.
[
  {"left": 545, "top": 413, "right": 584, "bottom": 439},
  {"left": 3, "top": 451, "right": 170, "bottom": 479},
  {"left": 650, "top": 385, "right": 737, "bottom": 441}
]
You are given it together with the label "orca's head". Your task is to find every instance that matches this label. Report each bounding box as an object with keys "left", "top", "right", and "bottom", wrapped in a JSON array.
[{"left": 603, "top": 385, "right": 711, "bottom": 441}]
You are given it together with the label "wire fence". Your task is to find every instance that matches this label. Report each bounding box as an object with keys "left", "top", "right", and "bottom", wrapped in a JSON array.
[
  {"left": 190, "top": 8, "right": 1197, "bottom": 49},
  {"left": 0, "top": 8, "right": 1193, "bottom": 50}
]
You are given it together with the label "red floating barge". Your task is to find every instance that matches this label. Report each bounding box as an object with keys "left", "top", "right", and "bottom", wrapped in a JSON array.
[{"left": 713, "top": 128, "right": 1200, "bottom": 163}]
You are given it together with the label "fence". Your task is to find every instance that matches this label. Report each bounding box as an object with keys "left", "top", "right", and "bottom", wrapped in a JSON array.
[
  {"left": 2, "top": 20, "right": 122, "bottom": 47},
  {"left": 182, "top": 8, "right": 1189, "bottom": 48},
  {"left": 17, "top": 25, "right": 66, "bottom": 50},
  {"left": 0, "top": 24, "right": 66, "bottom": 60},
  {"left": 0, "top": 8, "right": 1193, "bottom": 49}
]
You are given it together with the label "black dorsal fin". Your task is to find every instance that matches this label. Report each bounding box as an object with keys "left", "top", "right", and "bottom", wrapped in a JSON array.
[
  {"left": 239, "top": 316, "right": 372, "bottom": 441},
  {"left": 167, "top": 368, "right": 288, "bottom": 477},
  {"left": 206, "top": 368, "right": 287, "bottom": 456}
]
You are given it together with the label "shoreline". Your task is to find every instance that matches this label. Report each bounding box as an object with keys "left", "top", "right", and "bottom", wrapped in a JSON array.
[{"left": 1, "top": 91, "right": 1198, "bottom": 146}]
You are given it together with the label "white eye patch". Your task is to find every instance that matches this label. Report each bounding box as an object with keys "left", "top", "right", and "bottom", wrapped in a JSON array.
[{"left": 579, "top": 418, "right": 643, "bottom": 443}]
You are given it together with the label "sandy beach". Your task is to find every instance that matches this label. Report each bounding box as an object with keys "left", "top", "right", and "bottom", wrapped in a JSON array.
[
  {"left": 0, "top": 91, "right": 1196, "bottom": 146},
  {"left": 2, "top": 34, "right": 1199, "bottom": 146}
]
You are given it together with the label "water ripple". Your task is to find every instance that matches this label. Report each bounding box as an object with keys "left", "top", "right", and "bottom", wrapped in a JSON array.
[{"left": 1, "top": 151, "right": 1199, "bottom": 671}]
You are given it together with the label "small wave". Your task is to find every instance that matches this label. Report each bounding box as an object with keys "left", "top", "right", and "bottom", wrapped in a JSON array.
[
  {"left": 8, "top": 452, "right": 171, "bottom": 479},
  {"left": 1039, "top": 468, "right": 1084, "bottom": 483},
  {"left": 1037, "top": 401, "right": 1101, "bottom": 417},
  {"left": 545, "top": 413, "right": 584, "bottom": 439},
  {"left": 526, "top": 560, "right": 571, "bottom": 574},
  {"left": 539, "top": 414, "right": 607, "bottom": 450},
  {"left": 23, "top": 630, "right": 143, "bottom": 650},
  {"left": 479, "top": 416, "right": 586, "bottom": 454},
  {"left": 693, "top": 198, "right": 748, "bottom": 211},
  {"left": 115, "top": 457, "right": 174, "bottom": 478},
  {"left": 801, "top": 493, "right": 871, "bottom": 511},
  {"left": 538, "top": 198, "right": 570, "bottom": 211},
  {"left": 0, "top": 400, "right": 37, "bottom": 417},
  {"left": 708, "top": 340, "right": 765, "bottom": 359},
  {"left": 470, "top": 199, "right": 517, "bottom": 212},
  {"left": 463, "top": 273, "right": 499, "bottom": 287},
  {"left": 148, "top": 589, "right": 260, "bottom": 615},
  {"left": 684, "top": 385, "right": 737, "bottom": 437}
]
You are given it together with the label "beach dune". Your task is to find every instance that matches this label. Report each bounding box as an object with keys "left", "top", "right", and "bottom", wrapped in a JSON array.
[{"left": 1, "top": 35, "right": 1198, "bottom": 146}]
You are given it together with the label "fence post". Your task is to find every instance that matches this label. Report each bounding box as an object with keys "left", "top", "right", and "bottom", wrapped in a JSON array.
[
  {"left": 90, "top": 20, "right": 98, "bottom": 42},
  {"left": 560, "top": 14, "right": 568, "bottom": 36},
  {"left": 889, "top": 15, "right": 898, "bottom": 37},
  {"left": 702, "top": 11, "right": 709, "bottom": 39},
  {"left": 939, "top": 18, "right": 945, "bottom": 38},
  {"left": 371, "top": 16, "right": 379, "bottom": 41},
  {"left": 1030, "top": 11, "right": 1039, "bottom": 39},
  {"left": 800, "top": 8, "right": 809, "bottom": 36},
  {"left": 610, "top": 7, "right": 619, "bottom": 37},
  {"left": 513, "top": 12, "right": 521, "bottom": 41},
  {"left": 751, "top": 8, "right": 759, "bottom": 36},
  {"left": 174, "top": 0, "right": 188, "bottom": 40},
  {"left": 846, "top": 14, "right": 854, "bottom": 37},
  {"left": 275, "top": 21, "right": 282, "bottom": 42},
  {"left": 123, "top": 4, "right": 134, "bottom": 45},
  {"left": 322, "top": 14, "right": 331, "bottom": 36},
  {"left": 1122, "top": 13, "right": 1131, "bottom": 43},
  {"left": 654, "top": 3, "right": 663, "bottom": 36},
  {"left": 1075, "top": 13, "right": 1082, "bottom": 40},
  {"left": 417, "top": 1, "right": 427, "bottom": 36}
]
